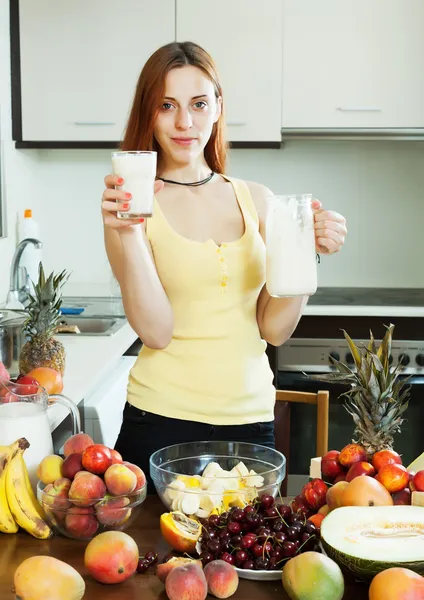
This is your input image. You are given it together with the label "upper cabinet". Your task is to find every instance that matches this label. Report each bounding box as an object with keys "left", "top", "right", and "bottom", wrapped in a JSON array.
[
  {"left": 16, "top": 0, "right": 175, "bottom": 142},
  {"left": 281, "top": 0, "right": 424, "bottom": 129},
  {"left": 176, "top": 0, "right": 283, "bottom": 143}
]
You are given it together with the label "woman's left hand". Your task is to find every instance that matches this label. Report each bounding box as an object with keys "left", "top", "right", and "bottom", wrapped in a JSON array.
[{"left": 311, "top": 199, "right": 347, "bottom": 254}]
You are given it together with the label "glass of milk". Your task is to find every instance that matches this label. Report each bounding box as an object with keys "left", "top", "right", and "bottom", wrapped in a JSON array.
[
  {"left": 111, "top": 151, "right": 157, "bottom": 219},
  {"left": 265, "top": 194, "right": 317, "bottom": 297}
]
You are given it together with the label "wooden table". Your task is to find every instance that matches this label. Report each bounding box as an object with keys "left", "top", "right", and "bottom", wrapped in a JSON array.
[{"left": 0, "top": 496, "right": 370, "bottom": 599}]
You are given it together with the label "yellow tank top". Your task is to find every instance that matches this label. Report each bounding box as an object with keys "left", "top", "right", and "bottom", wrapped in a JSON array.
[{"left": 127, "top": 176, "right": 275, "bottom": 425}]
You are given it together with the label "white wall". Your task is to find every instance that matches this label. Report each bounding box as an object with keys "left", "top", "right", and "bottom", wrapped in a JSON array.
[{"left": 1, "top": 0, "right": 424, "bottom": 303}]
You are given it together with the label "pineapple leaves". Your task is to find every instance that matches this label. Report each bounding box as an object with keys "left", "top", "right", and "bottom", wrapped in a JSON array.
[{"left": 341, "top": 329, "right": 362, "bottom": 370}]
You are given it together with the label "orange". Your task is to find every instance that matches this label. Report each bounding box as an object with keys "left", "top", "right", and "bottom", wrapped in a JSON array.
[
  {"left": 160, "top": 511, "right": 201, "bottom": 553},
  {"left": 307, "top": 513, "right": 325, "bottom": 529},
  {"left": 27, "top": 367, "right": 63, "bottom": 395}
]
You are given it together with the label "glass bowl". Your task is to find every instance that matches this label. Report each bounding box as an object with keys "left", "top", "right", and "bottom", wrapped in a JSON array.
[
  {"left": 150, "top": 441, "right": 286, "bottom": 518},
  {"left": 37, "top": 480, "right": 147, "bottom": 540}
]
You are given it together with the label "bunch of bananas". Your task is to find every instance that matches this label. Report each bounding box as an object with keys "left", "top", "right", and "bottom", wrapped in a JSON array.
[{"left": 0, "top": 437, "right": 53, "bottom": 539}]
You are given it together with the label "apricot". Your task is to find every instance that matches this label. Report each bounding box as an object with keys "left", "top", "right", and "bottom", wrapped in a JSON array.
[
  {"left": 104, "top": 464, "right": 137, "bottom": 496},
  {"left": 65, "top": 506, "right": 99, "bottom": 539},
  {"left": 376, "top": 463, "right": 410, "bottom": 493},
  {"left": 338, "top": 443, "right": 367, "bottom": 468},
  {"left": 63, "top": 432, "right": 94, "bottom": 457},
  {"left": 62, "top": 453, "right": 84, "bottom": 480},
  {"left": 369, "top": 567, "right": 424, "bottom": 600},
  {"left": 123, "top": 461, "right": 146, "bottom": 491},
  {"left": 69, "top": 471, "right": 106, "bottom": 506},
  {"left": 165, "top": 562, "right": 208, "bottom": 600},
  {"left": 371, "top": 449, "right": 402, "bottom": 472},
  {"left": 326, "top": 481, "right": 349, "bottom": 511},
  {"left": 95, "top": 496, "right": 131, "bottom": 526},
  {"left": 345, "top": 461, "right": 375, "bottom": 482},
  {"left": 26, "top": 366, "right": 63, "bottom": 393},
  {"left": 37, "top": 454, "right": 64, "bottom": 484},
  {"left": 204, "top": 559, "right": 239, "bottom": 599},
  {"left": 84, "top": 531, "right": 139, "bottom": 584},
  {"left": 342, "top": 475, "right": 393, "bottom": 507},
  {"left": 156, "top": 557, "right": 202, "bottom": 583},
  {"left": 14, "top": 555, "right": 85, "bottom": 600}
]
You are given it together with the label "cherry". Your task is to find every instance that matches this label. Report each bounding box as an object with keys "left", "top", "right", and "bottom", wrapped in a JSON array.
[
  {"left": 243, "top": 560, "right": 255, "bottom": 570},
  {"left": 255, "top": 557, "right": 270, "bottom": 570},
  {"left": 240, "top": 535, "right": 256, "bottom": 550},
  {"left": 263, "top": 541, "right": 273, "bottom": 555},
  {"left": 220, "top": 540, "right": 231, "bottom": 553},
  {"left": 235, "top": 550, "right": 249, "bottom": 566},
  {"left": 221, "top": 552, "right": 235, "bottom": 566},
  {"left": 276, "top": 504, "right": 292, "bottom": 519},
  {"left": 272, "top": 546, "right": 284, "bottom": 560},
  {"left": 162, "top": 553, "right": 175, "bottom": 563},
  {"left": 144, "top": 551, "right": 158, "bottom": 565},
  {"left": 219, "top": 529, "right": 231, "bottom": 541},
  {"left": 251, "top": 543, "right": 264, "bottom": 558},
  {"left": 256, "top": 527, "right": 271, "bottom": 541},
  {"left": 231, "top": 508, "right": 245, "bottom": 522},
  {"left": 281, "top": 541, "right": 297, "bottom": 558},
  {"left": 136, "top": 558, "right": 150, "bottom": 574},
  {"left": 227, "top": 521, "right": 241, "bottom": 535},
  {"left": 231, "top": 534, "right": 242, "bottom": 546},
  {"left": 260, "top": 494, "right": 275, "bottom": 509},
  {"left": 304, "top": 521, "right": 317, "bottom": 535},
  {"left": 274, "top": 531, "right": 287, "bottom": 544},
  {"left": 206, "top": 529, "right": 217, "bottom": 540},
  {"left": 208, "top": 514, "right": 220, "bottom": 528},
  {"left": 244, "top": 505, "right": 256, "bottom": 515},
  {"left": 264, "top": 507, "right": 278, "bottom": 519},
  {"left": 207, "top": 540, "right": 221, "bottom": 554},
  {"left": 273, "top": 520, "right": 285, "bottom": 533},
  {"left": 200, "top": 552, "right": 214, "bottom": 565},
  {"left": 287, "top": 526, "right": 300, "bottom": 542}
]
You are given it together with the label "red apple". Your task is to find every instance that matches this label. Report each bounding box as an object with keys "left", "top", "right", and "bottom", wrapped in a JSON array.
[
  {"left": 413, "top": 470, "right": 424, "bottom": 492},
  {"left": 345, "top": 461, "right": 376, "bottom": 482},
  {"left": 82, "top": 444, "right": 113, "bottom": 475},
  {"left": 321, "top": 450, "right": 345, "bottom": 481}
]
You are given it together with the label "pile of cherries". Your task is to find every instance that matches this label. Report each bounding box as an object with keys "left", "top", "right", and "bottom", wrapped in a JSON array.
[
  {"left": 198, "top": 494, "right": 320, "bottom": 571},
  {"left": 137, "top": 551, "right": 159, "bottom": 574}
]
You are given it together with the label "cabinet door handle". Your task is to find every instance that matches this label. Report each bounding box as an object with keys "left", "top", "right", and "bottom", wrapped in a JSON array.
[
  {"left": 73, "top": 121, "right": 116, "bottom": 126},
  {"left": 336, "top": 107, "right": 382, "bottom": 112},
  {"left": 226, "top": 121, "right": 247, "bottom": 126}
]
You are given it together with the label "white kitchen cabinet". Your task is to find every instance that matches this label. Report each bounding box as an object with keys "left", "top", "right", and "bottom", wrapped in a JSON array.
[
  {"left": 281, "top": 0, "right": 424, "bottom": 129},
  {"left": 176, "top": 0, "right": 283, "bottom": 142},
  {"left": 18, "top": 0, "right": 175, "bottom": 142}
]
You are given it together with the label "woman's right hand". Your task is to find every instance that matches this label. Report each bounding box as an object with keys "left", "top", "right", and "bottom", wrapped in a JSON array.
[{"left": 102, "top": 174, "right": 164, "bottom": 230}]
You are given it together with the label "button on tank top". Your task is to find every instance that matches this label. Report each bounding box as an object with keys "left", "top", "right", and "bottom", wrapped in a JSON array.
[{"left": 127, "top": 176, "right": 275, "bottom": 425}]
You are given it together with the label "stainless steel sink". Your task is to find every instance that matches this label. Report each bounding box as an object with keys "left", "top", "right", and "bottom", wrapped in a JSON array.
[{"left": 55, "top": 316, "right": 127, "bottom": 336}]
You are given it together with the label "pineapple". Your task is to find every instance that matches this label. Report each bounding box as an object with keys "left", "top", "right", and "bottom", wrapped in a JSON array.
[
  {"left": 19, "top": 263, "right": 69, "bottom": 376},
  {"left": 311, "top": 324, "right": 411, "bottom": 456}
]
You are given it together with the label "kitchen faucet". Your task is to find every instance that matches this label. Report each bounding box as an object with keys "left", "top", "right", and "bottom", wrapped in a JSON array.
[{"left": 7, "top": 238, "right": 43, "bottom": 307}]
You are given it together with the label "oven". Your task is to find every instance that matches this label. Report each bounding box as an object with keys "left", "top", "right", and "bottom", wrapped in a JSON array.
[{"left": 275, "top": 289, "right": 424, "bottom": 487}]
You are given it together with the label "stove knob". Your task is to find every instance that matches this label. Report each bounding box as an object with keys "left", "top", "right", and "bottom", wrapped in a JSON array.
[
  {"left": 345, "top": 352, "right": 355, "bottom": 366},
  {"left": 416, "top": 354, "right": 424, "bottom": 367},
  {"left": 398, "top": 353, "right": 410, "bottom": 367},
  {"left": 329, "top": 352, "right": 340, "bottom": 363}
]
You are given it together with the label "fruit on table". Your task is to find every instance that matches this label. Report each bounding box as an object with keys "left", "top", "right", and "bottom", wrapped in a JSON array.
[
  {"left": 104, "top": 463, "right": 137, "bottom": 496},
  {"left": 62, "top": 452, "right": 83, "bottom": 480},
  {"left": 341, "top": 475, "right": 393, "bottom": 507},
  {"left": 156, "top": 557, "right": 202, "bottom": 583},
  {"left": 345, "top": 461, "right": 375, "bottom": 482},
  {"left": 19, "top": 264, "right": 68, "bottom": 376},
  {"left": 26, "top": 366, "right": 63, "bottom": 394},
  {"left": 375, "top": 463, "right": 410, "bottom": 493},
  {"left": 13, "top": 555, "right": 85, "bottom": 600},
  {"left": 326, "top": 481, "right": 349, "bottom": 511},
  {"left": 369, "top": 567, "right": 424, "bottom": 600},
  {"left": 282, "top": 552, "right": 344, "bottom": 600},
  {"left": 43, "top": 477, "right": 72, "bottom": 523},
  {"left": 137, "top": 551, "right": 159, "bottom": 574},
  {"left": 160, "top": 511, "right": 202, "bottom": 553},
  {"left": 204, "top": 559, "right": 239, "bottom": 599},
  {"left": 82, "top": 443, "right": 113, "bottom": 475},
  {"left": 84, "top": 530, "right": 139, "bottom": 584},
  {"left": 110, "top": 448, "right": 123, "bottom": 464},
  {"left": 65, "top": 505, "right": 99, "bottom": 539},
  {"left": 123, "top": 460, "right": 147, "bottom": 491},
  {"left": 68, "top": 471, "right": 106, "bottom": 506},
  {"left": 392, "top": 488, "right": 412, "bottom": 505},
  {"left": 5, "top": 437, "right": 53, "bottom": 539},
  {"left": 0, "top": 361, "right": 10, "bottom": 380},
  {"left": 301, "top": 478, "right": 328, "bottom": 510},
  {"left": 36, "top": 454, "right": 64, "bottom": 484},
  {"left": 95, "top": 495, "right": 132, "bottom": 526},
  {"left": 291, "top": 494, "right": 314, "bottom": 518},
  {"left": 413, "top": 470, "right": 424, "bottom": 492},
  {"left": 0, "top": 440, "right": 20, "bottom": 533},
  {"left": 307, "top": 513, "right": 325, "bottom": 530},
  {"left": 338, "top": 443, "right": 367, "bottom": 468},
  {"left": 320, "top": 450, "right": 345, "bottom": 480},
  {"left": 63, "top": 432, "right": 95, "bottom": 457},
  {"left": 321, "top": 505, "right": 424, "bottom": 582},
  {"left": 371, "top": 449, "right": 402, "bottom": 472},
  {"left": 165, "top": 562, "right": 208, "bottom": 600}
]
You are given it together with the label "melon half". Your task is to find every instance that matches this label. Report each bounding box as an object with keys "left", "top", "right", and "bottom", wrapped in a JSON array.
[{"left": 321, "top": 505, "right": 424, "bottom": 582}]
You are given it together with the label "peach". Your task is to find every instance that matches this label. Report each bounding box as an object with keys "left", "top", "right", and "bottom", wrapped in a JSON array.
[
  {"left": 338, "top": 443, "right": 367, "bottom": 468},
  {"left": 369, "top": 567, "right": 424, "bottom": 600},
  {"left": 413, "top": 470, "right": 424, "bottom": 492},
  {"left": 95, "top": 496, "right": 131, "bottom": 526},
  {"left": 165, "top": 562, "right": 207, "bottom": 600},
  {"left": 321, "top": 450, "right": 345, "bottom": 481},
  {"left": 84, "top": 531, "right": 139, "bottom": 584},
  {"left": 63, "top": 433, "right": 94, "bottom": 457},
  {"left": 82, "top": 444, "right": 113, "bottom": 475},
  {"left": 204, "top": 559, "right": 239, "bottom": 599},
  {"left": 342, "top": 475, "right": 393, "bottom": 507},
  {"left": 65, "top": 506, "right": 99, "bottom": 539},
  {"left": 37, "top": 454, "right": 64, "bottom": 485},
  {"left": 122, "top": 461, "right": 146, "bottom": 491},
  {"left": 104, "top": 464, "right": 137, "bottom": 496},
  {"left": 69, "top": 471, "right": 106, "bottom": 506},
  {"left": 326, "top": 481, "right": 349, "bottom": 511},
  {"left": 345, "top": 461, "right": 376, "bottom": 482},
  {"left": 26, "top": 366, "right": 63, "bottom": 392},
  {"left": 62, "top": 453, "right": 84, "bottom": 480},
  {"left": 43, "top": 478, "right": 72, "bottom": 510},
  {"left": 110, "top": 449, "right": 123, "bottom": 464},
  {"left": 371, "top": 449, "right": 402, "bottom": 472},
  {"left": 376, "top": 463, "right": 410, "bottom": 493},
  {"left": 156, "top": 557, "right": 203, "bottom": 584},
  {"left": 392, "top": 488, "right": 411, "bottom": 505}
]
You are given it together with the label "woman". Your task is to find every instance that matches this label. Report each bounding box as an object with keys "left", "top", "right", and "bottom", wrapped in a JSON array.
[{"left": 101, "top": 42, "right": 347, "bottom": 488}]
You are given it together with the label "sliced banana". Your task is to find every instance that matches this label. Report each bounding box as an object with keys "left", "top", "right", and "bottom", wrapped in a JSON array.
[{"left": 180, "top": 493, "right": 201, "bottom": 515}]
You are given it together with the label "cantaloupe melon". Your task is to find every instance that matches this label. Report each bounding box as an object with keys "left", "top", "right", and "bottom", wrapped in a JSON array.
[{"left": 408, "top": 452, "right": 424, "bottom": 473}]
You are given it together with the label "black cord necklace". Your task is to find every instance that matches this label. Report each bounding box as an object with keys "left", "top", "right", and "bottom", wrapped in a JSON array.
[{"left": 156, "top": 171, "right": 215, "bottom": 187}]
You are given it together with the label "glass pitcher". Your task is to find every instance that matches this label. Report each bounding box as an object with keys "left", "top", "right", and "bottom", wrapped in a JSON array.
[
  {"left": 0, "top": 377, "right": 81, "bottom": 490},
  {"left": 265, "top": 194, "right": 318, "bottom": 297}
]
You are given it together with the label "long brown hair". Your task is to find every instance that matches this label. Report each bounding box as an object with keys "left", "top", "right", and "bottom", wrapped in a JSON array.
[{"left": 121, "top": 42, "right": 227, "bottom": 174}]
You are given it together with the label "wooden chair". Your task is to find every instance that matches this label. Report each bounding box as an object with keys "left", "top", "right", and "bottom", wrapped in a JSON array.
[{"left": 274, "top": 390, "right": 329, "bottom": 496}]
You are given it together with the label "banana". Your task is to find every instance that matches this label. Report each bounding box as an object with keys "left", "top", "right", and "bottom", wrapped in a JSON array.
[
  {"left": 0, "top": 440, "right": 20, "bottom": 534},
  {"left": 6, "top": 438, "right": 53, "bottom": 539}
]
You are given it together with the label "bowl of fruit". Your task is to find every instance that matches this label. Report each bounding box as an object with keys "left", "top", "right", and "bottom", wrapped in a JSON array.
[
  {"left": 150, "top": 441, "right": 286, "bottom": 518},
  {"left": 36, "top": 433, "right": 147, "bottom": 540}
]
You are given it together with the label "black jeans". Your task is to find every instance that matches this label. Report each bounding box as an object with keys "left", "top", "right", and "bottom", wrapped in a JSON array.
[{"left": 115, "top": 402, "right": 275, "bottom": 494}]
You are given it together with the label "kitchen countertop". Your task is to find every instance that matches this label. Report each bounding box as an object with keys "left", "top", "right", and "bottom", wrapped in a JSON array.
[{"left": 0, "top": 496, "right": 369, "bottom": 600}]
